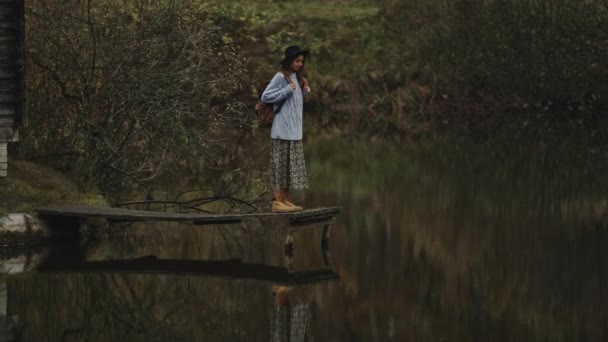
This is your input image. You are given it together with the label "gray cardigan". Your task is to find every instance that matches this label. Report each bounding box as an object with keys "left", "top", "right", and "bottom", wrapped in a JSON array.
[{"left": 261, "top": 72, "right": 310, "bottom": 140}]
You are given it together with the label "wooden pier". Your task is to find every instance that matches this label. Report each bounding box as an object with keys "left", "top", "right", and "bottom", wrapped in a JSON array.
[
  {"left": 35, "top": 204, "right": 340, "bottom": 226},
  {"left": 34, "top": 204, "right": 341, "bottom": 268},
  {"left": 37, "top": 256, "right": 340, "bottom": 287}
]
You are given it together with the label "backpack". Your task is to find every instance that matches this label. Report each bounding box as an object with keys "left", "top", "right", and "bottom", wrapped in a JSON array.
[{"left": 254, "top": 73, "right": 291, "bottom": 127}]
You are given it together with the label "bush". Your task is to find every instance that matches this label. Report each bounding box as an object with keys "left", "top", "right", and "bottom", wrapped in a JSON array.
[
  {"left": 384, "top": 0, "right": 608, "bottom": 136},
  {"left": 23, "top": 0, "right": 255, "bottom": 198}
]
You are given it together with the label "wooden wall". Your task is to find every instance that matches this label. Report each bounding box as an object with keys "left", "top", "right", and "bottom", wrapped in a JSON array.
[
  {"left": 0, "top": 0, "right": 26, "bottom": 140},
  {"left": 0, "top": 0, "right": 26, "bottom": 176}
]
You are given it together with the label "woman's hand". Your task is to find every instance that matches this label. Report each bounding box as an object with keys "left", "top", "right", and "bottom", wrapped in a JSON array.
[
  {"left": 301, "top": 77, "right": 310, "bottom": 93},
  {"left": 289, "top": 82, "right": 296, "bottom": 91}
]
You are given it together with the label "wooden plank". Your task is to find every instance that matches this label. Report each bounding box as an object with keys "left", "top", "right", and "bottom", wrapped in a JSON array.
[
  {"left": 0, "top": 4, "right": 15, "bottom": 12},
  {"left": 0, "top": 22, "right": 16, "bottom": 29},
  {"left": 0, "top": 39, "right": 15, "bottom": 49},
  {"left": 0, "top": 66, "right": 16, "bottom": 75},
  {"left": 0, "top": 44, "right": 17, "bottom": 56},
  {"left": 0, "top": 80, "right": 16, "bottom": 90},
  {"left": 0, "top": 92, "right": 16, "bottom": 103},
  {"left": 0, "top": 33, "right": 17, "bottom": 42},
  {"left": 0, "top": 53, "right": 14, "bottom": 62},
  {"left": 34, "top": 204, "right": 341, "bottom": 225},
  {"left": 35, "top": 205, "right": 245, "bottom": 224},
  {"left": 0, "top": 8, "right": 14, "bottom": 18},
  {"left": 0, "top": 107, "right": 14, "bottom": 116},
  {"left": 36, "top": 256, "right": 340, "bottom": 286},
  {"left": 0, "top": 126, "right": 16, "bottom": 141},
  {"left": 0, "top": 117, "right": 14, "bottom": 126},
  {"left": 0, "top": 58, "right": 13, "bottom": 67},
  {"left": 0, "top": 35, "right": 14, "bottom": 42}
]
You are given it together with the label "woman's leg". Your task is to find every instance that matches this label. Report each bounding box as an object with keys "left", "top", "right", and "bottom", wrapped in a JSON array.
[
  {"left": 270, "top": 139, "right": 302, "bottom": 212},
  {"left": 274, "top": 189, "right": 284, "bottom": 203},
  {"left": 283, "top": 188, "right": 303, "bottom": 211},
  {"left": 271, "top": 139, "right": 290, "bottom": 212},
  {"left": 272, "top": 188, "right": 296, "bottom": 212}
]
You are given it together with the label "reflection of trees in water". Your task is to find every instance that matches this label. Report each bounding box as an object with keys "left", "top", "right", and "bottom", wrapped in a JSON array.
[
  {"left": 85, "top": 220, "right": 285, "bottom": 265},
  {"left": 304, "top": 181, "right": 608, "bottom": 341},
  {"left": 299, "top": 140, "right": 608, "bottom": 340},
  {"left": 391, "top": 198, "right": 608, "bottom": 341},
  {"left": 8, "top": 273, "right": 269, "bottom": 341},
  {"left": 4, "top": 218, "right": 325, "bottom": 341}
]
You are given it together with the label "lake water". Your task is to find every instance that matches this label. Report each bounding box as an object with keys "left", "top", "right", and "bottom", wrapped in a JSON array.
[{"left": 2, "top": 137, "right": 608, "bottom": 341}]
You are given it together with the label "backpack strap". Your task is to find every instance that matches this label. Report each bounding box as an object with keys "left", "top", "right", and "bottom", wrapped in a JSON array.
[
  {"left": 282, "top": 72, "right": 292, "bottom": 85},
  {"left": 275, "top": 97, "right": 287, "bottom": 114}
]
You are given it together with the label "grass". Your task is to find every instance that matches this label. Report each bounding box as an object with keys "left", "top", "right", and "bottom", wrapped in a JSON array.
[
  {"left": 284, "top": 1, "right": 379, "bottom": 20},
  {"left": 0, "top": 160, "right": 107, "bottom": 214},
  {"left": 200, "top": 0, "right": 386, "bottom": 74},
  {"left": 201, "top": 0, "right": 378, "bottom": 24}
]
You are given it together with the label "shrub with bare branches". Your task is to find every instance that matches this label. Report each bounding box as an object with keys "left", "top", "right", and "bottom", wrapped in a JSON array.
[{"left": 22, "top": 0, "right": 261, "bottom": 209}]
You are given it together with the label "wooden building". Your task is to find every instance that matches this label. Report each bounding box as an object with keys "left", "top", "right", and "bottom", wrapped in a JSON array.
[{"left": 0, "top": 0, "right": 26, "bottom": 177}]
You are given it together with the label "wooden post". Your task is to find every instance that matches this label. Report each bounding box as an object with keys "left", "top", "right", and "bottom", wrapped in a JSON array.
[
  {"left": 321, "top": 223, "right": 332, "bottom": 266},
  {"left": 0, "top": 143, "right": 6, "bottom": 177},
  {"left": 284, "top": 217, "right": 336, "bottom": 270},
  {"left": 0, "top": 280, "right": 5, "bottom": 316},
  {"left": 284, "top": 232, "right": 294, "bottom": 269}
]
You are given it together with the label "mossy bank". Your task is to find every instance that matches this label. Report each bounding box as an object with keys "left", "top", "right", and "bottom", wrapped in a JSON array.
[{"left": 0, "top": 160, "right": 107, "bottom": 215}]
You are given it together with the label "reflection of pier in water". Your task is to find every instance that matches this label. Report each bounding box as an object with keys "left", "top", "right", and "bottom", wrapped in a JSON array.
[
  {"left": 0, "top": 205, "right": 342, "bottom": 340},
  {"left": 35, "top": 204, "right": 340, "bottom": 269},
  {"left": 35, "top": 205, "right": 340, "bottom": 268},
  {"left": 0, "top": 240, "right": 340, "bottom": 341},
  {"left": 37, "top": 256, "right": 340, "bottom": 287}
]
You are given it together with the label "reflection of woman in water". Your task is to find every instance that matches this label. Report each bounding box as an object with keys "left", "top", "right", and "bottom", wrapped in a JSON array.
[{"left": 270, "top": 286, "right": 311, "bottom": 342}]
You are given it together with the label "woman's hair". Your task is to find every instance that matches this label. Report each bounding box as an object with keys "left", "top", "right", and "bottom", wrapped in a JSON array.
[{"left": 280, "top": 54, "right": 306, "bottom": 85}]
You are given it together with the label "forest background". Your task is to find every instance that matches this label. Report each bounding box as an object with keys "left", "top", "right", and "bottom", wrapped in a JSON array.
[{"left": 7, "top": 0, "right": 608, "bottom": 212}]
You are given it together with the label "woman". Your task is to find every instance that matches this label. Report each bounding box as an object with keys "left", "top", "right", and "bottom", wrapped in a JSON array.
[
  {"left": 270, "top": 286, "right": 311, "bottom": 342},
  {"left": 261, "top": 46, "right": 311, "bottom": 213}
]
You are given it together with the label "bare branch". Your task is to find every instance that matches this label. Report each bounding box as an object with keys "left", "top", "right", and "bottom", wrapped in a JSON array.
[
  {"left": 24, "top": 0, "right": 257, "bottom": 204},
  {"left": 86, "top": 0, "right": 98, "bottom": 96}
]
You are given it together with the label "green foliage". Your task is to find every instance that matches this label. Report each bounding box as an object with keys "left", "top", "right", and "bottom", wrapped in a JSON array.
[
  {"left": 308, "top": 133, "right": 608, "bottom": 217},
  {"left": 9, "top": 271, "right": 263, "bottom": 341},
  {"left": 207, "top": 0, "right": 608, "bottom": 141},
  {"left": 200, "top": 1, "right": 283, "bottom": 28},
  {"left": 17, "top": 0, "right": 608, "bottom": 207},
  {"left": 0, "top": 160, "right": 107, "bottom": 213},
  {"left": 381, "top": 0, "right": 608, "bottom": 137}
]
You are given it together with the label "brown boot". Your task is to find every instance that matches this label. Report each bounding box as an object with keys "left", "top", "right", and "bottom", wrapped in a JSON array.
[
  {"left": 272, "top": 200, "right": 296, "bottom": 213},
  {"left": 284, "top": 200, "right": 303, "bottom": 211}
]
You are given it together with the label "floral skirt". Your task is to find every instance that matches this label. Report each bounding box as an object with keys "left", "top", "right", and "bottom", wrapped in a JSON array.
[
  {"left": 270, "top": 303, "right": 311, "bottom": 342},
  {"left": 271, "top": 139, "right": 309, "bottom": 190}
]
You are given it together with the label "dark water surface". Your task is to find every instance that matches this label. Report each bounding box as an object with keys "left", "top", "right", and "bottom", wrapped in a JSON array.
[{"left": 3, "top": 139, "right": 608, "bottom": 341}]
